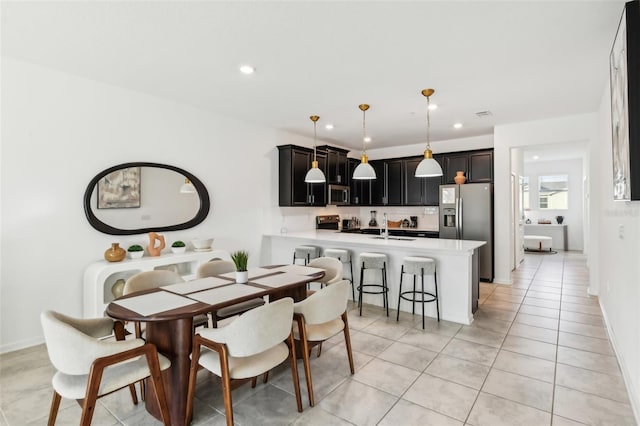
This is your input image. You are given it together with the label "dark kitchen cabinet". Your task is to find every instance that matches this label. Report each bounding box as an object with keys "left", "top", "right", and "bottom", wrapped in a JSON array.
[
  {"left": 368, "top": 159, "right": 404, "bottom": 205},
  {"left": 404, "top": 155, "right": 443, "bottom": 206},
  {"left": 443, "top": 149, "right": 494, "bottom": 184},
  {"left": 443, "top": 153, "right": 469, "bottom": 184},
  {"left": 278, "top": 145, "right": 326, "bottom": 206},
  {"left": 369, "top": 161, "right": 386, "bottom": 205},
  {"left": 468, "top": 150, "right": 493, "bottom": 182},
  {"left": 386, "top": 159, "right": 404, "bottom": 205},
  {"left": 318, "top": 145, "right": 349, "bottom": 185}
]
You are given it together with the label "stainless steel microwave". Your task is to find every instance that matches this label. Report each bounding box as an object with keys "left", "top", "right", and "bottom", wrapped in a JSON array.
[{"left": 328, "top": 184, "right": 350, "bottom": 205}]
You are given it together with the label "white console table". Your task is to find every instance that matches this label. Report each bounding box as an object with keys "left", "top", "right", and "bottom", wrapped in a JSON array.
[
  {"left": 524, "top": 224, "right": 568, "bottom": 251},
  {"left": 83, "top": 249, "right": 230, "bottom": 318}
]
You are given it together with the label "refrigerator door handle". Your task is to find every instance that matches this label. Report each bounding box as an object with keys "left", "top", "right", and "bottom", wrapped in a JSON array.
[{"left": 457, "top": 197, "right": 463, "bottom": 239}]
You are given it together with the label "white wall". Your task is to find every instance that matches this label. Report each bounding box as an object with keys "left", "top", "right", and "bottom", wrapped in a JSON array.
[
  {"left": 524, "top": 158, "right": 584, "bottom": 251},
  {"left": 593, "top": 84, "right": 640, "bottom": 419},
  {"left": 0, "top": 58, "right": 311, "bottom": 352}
]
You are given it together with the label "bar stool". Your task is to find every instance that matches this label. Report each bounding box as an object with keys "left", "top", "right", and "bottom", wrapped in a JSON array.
[
  {"left": 293, "top": 245, "right": 320, "bottom": 265},
  {"left": 397, "top": 256, "right": 439, "bottom": 329},
  {"left": 357, "top": 252, "right": 389, "bottom": 317},
  {"left": 324, "top": 248, "right": 355, "bottom": 301}
]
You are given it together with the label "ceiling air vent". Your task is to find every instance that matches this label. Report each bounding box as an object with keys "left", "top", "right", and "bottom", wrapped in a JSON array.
[{"left": 475, "top": 110, "right": 493, "bottom": 118}]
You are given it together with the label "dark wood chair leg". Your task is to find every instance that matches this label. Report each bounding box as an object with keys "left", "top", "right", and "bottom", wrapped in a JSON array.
[
  {"left": 145, "top": 348, "right": 171, "bottom": 426},
  {"left": 296, "top": 317, "right": 315, "bottom": 406},
  {"left": 262, "top": 371, "right": 269, "bottom": 383},
  {"left": 47, "top": 391, "right": 62, "bottom": 426},
  {"left": 288, "top": 332, "right": 303, "bottom": 413},
  {"left": 342, "top": 312, "right": 355, "bottom": 374}
]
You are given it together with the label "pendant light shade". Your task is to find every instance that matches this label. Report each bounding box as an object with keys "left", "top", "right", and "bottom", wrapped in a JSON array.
[
  {"left": 415, "top": 88, "right": 443, "bottom": 178},
  {"left": 180, "top": 178, "right": 196, "bottom": 193},
  {"left": 305, "top": 115, "right": 326, "bottom": 183},
  {"left": 352, "top": 104, "right": 376, "bottom": 180}
]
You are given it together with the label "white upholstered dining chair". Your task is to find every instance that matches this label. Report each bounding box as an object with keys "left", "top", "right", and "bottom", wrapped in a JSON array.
[
  {"left": 293, "top": 280, "right": 355, "bottom": 406},
  {"left": 185, "top": 297, "right": 303, "bottom": 426},
  {"left": 307, "top": 257, "right": 343, "bottom": 288},
  {"left": 40, "top": 310, "right": 171, "bottom": 426}
]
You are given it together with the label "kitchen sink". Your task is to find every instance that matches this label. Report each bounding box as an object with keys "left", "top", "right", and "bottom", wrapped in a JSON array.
[{"left": 371, "top": 236, "right": 416, "bottom": 241}]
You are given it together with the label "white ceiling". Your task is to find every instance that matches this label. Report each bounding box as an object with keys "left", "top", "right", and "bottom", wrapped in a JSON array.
[{"left": 1, "top": 1, "right": 626, "bottom": 152}]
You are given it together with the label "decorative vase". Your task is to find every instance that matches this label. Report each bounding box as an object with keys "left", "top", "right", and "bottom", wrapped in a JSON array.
[
  {"left": 104, "top": 243, "right": 126, "bottom": 262},
  {"left": 236, "top": 271, "right": 248, "bottom": 284},
  {"left": 147, "top": 232, "right": 166, "bottom": 257},
  {"left": 556, "top": 215, "right": 564, "bottom": 224},
  {"left": 454, "top": 171, "right": 467, "bottom": 184},
  {"left": 111, "top": 279, "right": 126, "bottom": 298}
]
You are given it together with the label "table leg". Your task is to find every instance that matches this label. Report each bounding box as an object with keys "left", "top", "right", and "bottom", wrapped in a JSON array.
[{"left": 144, "top": 318, "right": 193, "bottom": 426}]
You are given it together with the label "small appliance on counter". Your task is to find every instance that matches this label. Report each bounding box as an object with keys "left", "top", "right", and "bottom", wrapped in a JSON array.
[
  {"left": 409, "top": 216, "right": 418, "bottom": 228},
  {"left": 342, "top": 216, "right": 360, "bottom": 230},
  {"left": 369, "top": 210, "right": 378, "bottom": 227},
  {"left": 316, "top": 215, "right": 340, "bottom": 230}
]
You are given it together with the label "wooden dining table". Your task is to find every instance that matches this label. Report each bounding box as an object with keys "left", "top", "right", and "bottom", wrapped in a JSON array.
[{"left": 105, "top": 264, "right": 324, "bottom": 426}]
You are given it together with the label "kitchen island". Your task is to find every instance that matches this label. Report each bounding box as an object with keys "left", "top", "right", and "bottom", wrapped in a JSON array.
[{"left": 261, "top": 230, "right": 486, "bottom": 325}]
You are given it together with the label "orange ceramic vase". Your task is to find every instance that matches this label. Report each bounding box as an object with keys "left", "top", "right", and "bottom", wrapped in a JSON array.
[
  {"left": 104, "top": 243, "right": 126, "bottom": 262},
  {"left": 454, "top": 171, "right": 467, "bottom": 184}
]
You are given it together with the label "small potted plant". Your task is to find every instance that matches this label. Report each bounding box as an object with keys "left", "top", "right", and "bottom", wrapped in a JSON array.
[
  {"left": 171, "top": 240, "right": 186, "bottom": 254},
  {"left": 127, "top": 244, "right": 144, "bottom": 259},
  {"left": 231, "top": 250, "right": 249, "bottom": 283}
]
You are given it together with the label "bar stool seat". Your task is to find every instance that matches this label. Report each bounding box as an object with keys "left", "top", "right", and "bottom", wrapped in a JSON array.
[
  {"left": 324, "top": 248, "right": 355, "bottom": 301},
  {"left": 357, "top": 252, "right": 389, "bottom": 317},
  {"left": 293, "top": 245, "right": 320, "bottom": 265},
  {"left": 397, "top": 256, "right": 439, "bottom": 328}
]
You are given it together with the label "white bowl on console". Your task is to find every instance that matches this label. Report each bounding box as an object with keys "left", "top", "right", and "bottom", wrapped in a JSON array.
[{"left": 191, "top": 238, "right": 214, "bottom": 251}]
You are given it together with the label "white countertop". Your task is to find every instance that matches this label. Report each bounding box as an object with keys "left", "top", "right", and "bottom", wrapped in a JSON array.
[{"left": 266, "top": 230, "right": 485, "bottom": 254}]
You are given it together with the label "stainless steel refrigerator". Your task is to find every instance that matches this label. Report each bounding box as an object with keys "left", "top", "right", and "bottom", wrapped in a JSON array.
[{"left": 439, "top": 183, "right": 494, "bottom": 282}]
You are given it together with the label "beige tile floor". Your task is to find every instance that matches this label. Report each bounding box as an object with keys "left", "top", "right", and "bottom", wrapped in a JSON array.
[{"left": 1, "top": 251, "right": 638, "bottom": 425}]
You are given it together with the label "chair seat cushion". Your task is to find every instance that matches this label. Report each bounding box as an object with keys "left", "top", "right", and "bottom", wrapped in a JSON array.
[
  {"left": 294, "top": 318, "right": 345, "bottom": 341},
  {"left": 52, "top": 353, "right": 171, "bottom": 399},
  {"left": 197, "top": 342, "right": 289, "bottom": 379},
  {"left": 215, "top": 298, "right": 265, "bottom": 319}
]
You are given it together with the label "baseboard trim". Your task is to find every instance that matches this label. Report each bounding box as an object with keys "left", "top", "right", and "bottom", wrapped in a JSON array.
[{"left": 0, "top": 336, "right": 44, "bottom": 355}]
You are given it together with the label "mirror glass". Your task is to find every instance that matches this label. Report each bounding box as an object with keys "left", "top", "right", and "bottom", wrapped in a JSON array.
[
  {"left": 84, "top": 163, "right": 210, "bottom": 235},
  {"left": 538, "top": 174, "right": 569, "bottom": 209}
]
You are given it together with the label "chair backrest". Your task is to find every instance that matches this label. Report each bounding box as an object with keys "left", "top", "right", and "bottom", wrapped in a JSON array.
[
  {"left": 294, "top": 280, "right": 350, "bottom": 325},
  {"left": 123, "top": 270, "right": 184, "bottom": 295},
  {"left": 197, "top": 260, "right": 236, "bottom": 278},
  {"left": 308, "top": 257, "right": 343, "bottom": 285},
  {"left": 220, "top": 297, "right": 293, "bottom": 357},
  {"left": 41, "top": 310, "right": 111, "bottom": 375}
]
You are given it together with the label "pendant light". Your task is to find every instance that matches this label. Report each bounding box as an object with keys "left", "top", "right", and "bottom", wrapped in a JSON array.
[
  {"left": 180, "top": 178, "right": 196, "bottom": 193},
  {"left": 304, "top": 115, "right": 326, "bottom": 183},
  {"left": 352, "top": 104, "right": 376, "bottom": 180},
  {"left": 415, "top": 88, "right": 443, "bottom": 177}
]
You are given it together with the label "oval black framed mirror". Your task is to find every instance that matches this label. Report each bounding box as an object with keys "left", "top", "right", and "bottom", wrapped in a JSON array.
[{"left": 84, "top": 162, "right": 210, "bottom": 235}]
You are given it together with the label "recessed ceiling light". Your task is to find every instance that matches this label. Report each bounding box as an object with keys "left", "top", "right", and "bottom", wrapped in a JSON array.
[
  {"left": 428, "top": 104, "right": 438, "bottom": 111},
  {"left": 533, "top": 155, "right": 539, "bottom": 160},
  {"left": 239, "top": 65, "right": 255, "bottom": 75},
  {"left": 364, "top": 136, "right": 372, "bottom": 143},
  {"left": 325, "top": 124, "right": 334, "bottom": 130},
  {"left": 453, "top": 123, "right": 463, "bottom": 129}
]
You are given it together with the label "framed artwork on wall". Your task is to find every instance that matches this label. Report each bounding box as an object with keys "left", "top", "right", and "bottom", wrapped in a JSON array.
[
  {"left": 610, "top": 0, "right": 640, "bottom": 201},
  {"left": 97, "top": 167, "right": 141, "bottom": 209}
]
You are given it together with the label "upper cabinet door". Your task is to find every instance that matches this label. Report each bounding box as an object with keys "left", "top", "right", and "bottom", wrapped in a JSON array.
[
  {"left": 369, "top": 161, "right": 387, "bottom": 205},
  {"left": 404, "top": 157, "right": 424, "bottom": 205},
  {"left": 386, "top": 159, "right": 404, "bottom": 205},
  {"left": 468, "top": 151, "right": 493, "bottom": 182},
  {"left": 318, "top": 145, "right": 349, "bottom": 185},
  {"left": 443, "top": 153, "right": 469, "bottom": 184}
]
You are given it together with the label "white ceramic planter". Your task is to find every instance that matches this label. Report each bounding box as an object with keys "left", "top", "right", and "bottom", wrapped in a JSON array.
[
  {"left": 235, "top": 271, "right": 248, "bottom": 284},
  {"left": 171, "top": 246, "right": 186, "bottom": 254},
  {"left": 128, "top": 251, "right": 144, "bottom": 259}
]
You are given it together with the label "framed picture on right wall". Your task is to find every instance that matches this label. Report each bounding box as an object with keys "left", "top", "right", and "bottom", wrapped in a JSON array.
[{"left": 610, "top": 0, "right": 640, "bottom": 201}]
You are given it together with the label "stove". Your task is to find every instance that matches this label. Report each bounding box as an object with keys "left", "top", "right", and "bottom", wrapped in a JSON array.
[{"left": 316, "top": 215, "right": 340, "bottom": 230}]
